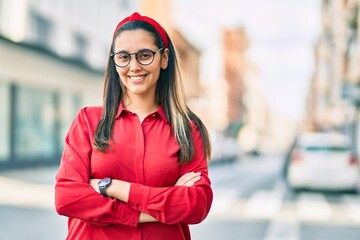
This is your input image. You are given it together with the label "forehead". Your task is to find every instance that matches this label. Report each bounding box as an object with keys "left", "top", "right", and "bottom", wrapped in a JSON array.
[{"left": 114, "top": 29, "right": 156, "bottom": 51}]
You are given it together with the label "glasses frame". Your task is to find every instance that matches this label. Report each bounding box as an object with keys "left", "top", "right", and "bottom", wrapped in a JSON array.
[{"left": 110, "top": 48, "right": 164, "bottom": 68}]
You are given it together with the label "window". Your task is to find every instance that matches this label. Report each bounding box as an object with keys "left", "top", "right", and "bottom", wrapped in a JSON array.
[
  {"left": 30, "top": 10, "right": 52, "bottom": 48},
  {"left": 74, "top": 33, "right": 87, "bottom": 60},
  {"left": 0, "top": 81, "right": 10, "bottom": 161},
  {"left": 14, "top": 86, "right": 56, "bottom": 160}
]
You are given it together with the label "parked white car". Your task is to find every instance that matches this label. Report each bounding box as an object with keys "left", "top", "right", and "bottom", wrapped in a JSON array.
[{"left": 285, "top": 132, "right": 359, "bottom": 192}]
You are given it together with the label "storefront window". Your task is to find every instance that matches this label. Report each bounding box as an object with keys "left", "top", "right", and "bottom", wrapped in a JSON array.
[
  {"left": 14, "top": 86, "right": 56, "bottom": 160},
  {"left": 0, "top": 82, "right": 10, "bottom": 162}
]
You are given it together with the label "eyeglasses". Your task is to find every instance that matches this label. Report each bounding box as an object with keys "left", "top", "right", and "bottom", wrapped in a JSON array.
[{"left": 110, "top": 48, "right": 163, "bottom": 68}]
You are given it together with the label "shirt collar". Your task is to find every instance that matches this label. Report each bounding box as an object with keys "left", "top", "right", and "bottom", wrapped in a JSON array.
[
  {"left": 115, "top": 101, "right": 168, "bottom": 124},
  {"left": 156, "top": 105, "right": 168, "bottom": 123},
  {"left": 115, "top": 101, "right": 127, "bottom": 119}
]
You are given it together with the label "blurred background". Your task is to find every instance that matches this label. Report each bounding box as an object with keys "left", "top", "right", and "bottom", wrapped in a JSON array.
[{"left": 1, "top": 0, "right": 360, "bottom": 239}]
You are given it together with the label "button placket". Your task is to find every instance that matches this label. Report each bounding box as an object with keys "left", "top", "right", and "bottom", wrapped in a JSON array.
[{"left": 134, "top": 115, "right": 145, "bottom": 183}]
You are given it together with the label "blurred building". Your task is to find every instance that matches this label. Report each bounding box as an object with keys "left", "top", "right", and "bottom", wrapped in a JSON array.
[
  {"left": 0, "top": 0, "right": 300, "bottom": 169},
  {"left": 221, "top": 26, "right": 297, "bottom": 155},
  {"left": 0, "top": 0, "right": 205, "bottom": 169},
  {"left": 222, "top": 28, "right": 247, "bottom": 137},
  {"left": 141, "top": 2, "right": 283, "bottom": 156},
  {"left": 306, "top": 0, "right": 360, "bottom": 155},
  {"left": 0, "top": 0, "right": 137, "bottom": 168},
  {"left": 139, "top": 0, "right": 203, "bottom": 111}
]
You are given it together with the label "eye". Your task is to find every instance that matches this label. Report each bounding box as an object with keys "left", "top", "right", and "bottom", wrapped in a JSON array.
[
  {"left": 137, "top": 51, "right": 153, "bottom": 60},
  {"left": 115, "top": 53, "right": 130, "bottom": 62}
]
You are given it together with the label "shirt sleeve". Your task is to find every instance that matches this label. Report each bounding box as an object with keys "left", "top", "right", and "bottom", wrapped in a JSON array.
[
  {"left": 128, "top": 123, "right": 213, "bottom": 225},
  {"left": 55, "top": 108, "right": 140, "bottom": 227}
]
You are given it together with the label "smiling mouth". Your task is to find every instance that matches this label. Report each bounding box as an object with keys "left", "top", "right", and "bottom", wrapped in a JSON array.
[{"left": 128, "top": 75, "right": 147, "bottom": 82}]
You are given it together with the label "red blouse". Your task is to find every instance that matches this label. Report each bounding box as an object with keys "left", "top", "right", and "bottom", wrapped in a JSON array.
[{"left": 55, "top": 103, "right": 213, "bottom": 240}]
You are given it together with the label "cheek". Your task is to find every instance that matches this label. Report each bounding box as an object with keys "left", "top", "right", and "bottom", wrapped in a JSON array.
[
  {"left": 152, "top": 68, "right": 161, "bottom": 81},
  {"left": 116, "top": 68, "right": 123, "bottom": 78},
  {"left": 116, "top": 69, "right": 127, "bottom": 85}
]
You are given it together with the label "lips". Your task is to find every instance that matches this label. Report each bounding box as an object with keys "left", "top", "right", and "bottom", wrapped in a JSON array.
[{"left": 128, "top": 74, "right": 147, "bottom": 83}]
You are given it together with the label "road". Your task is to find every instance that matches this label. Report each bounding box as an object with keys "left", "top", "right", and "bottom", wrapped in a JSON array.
[
  {"left": 1, "top": 155, "right": 360, "bottom": 240},
  {"left": 191, "top": 156, "right": 360, "bottom": 240}
]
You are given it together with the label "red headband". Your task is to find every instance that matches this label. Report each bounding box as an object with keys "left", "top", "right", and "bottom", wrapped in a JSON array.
[{"left": 113, "top": 12, "right": 169, "bottom": 49}]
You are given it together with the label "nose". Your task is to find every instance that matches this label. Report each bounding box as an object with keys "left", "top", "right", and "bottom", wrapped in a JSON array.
[{"left": 128, "top": 55, "right": 141, "bottom": 71}]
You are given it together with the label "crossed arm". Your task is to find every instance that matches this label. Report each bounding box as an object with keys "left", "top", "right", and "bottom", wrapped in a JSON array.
[
  {"left": 89, "top": 172, "right": 202, "bottom": 223},
  {"left": 56, "top": 109, "right": 212, "bottom": 226}
]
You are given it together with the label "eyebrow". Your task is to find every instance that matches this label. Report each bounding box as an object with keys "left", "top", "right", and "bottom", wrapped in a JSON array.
[{"left": 113, "top": 48, "right": 156, "bottom": 54}]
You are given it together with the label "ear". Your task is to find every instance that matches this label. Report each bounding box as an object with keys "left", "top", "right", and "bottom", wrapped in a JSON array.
[{"left": 161, "top": 48, "right": 169, "bottom": 70}]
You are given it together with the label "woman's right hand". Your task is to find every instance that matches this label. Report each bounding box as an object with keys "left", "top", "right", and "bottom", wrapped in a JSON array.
[{"left": 175, "top": 172, "right": 201, "bottom": 187}]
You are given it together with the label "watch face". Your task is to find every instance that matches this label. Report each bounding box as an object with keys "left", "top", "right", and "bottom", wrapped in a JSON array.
[{"left": 98, "top": 177, "right": 111, "bottom": 188}]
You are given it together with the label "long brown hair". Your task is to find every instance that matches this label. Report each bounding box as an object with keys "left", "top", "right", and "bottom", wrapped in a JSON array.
[{"left": 94, "top": 20, "right": 211, "bottom": 163}]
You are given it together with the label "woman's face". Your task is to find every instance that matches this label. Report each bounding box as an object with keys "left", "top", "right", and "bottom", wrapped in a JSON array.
[{"left": 113, "top": 29, "right": 169, "bottom": 98}]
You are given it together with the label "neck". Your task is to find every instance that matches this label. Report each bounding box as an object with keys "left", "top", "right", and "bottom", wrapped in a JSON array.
[{"left": 123, "top": 93, "right": 158, "bottom": 117}]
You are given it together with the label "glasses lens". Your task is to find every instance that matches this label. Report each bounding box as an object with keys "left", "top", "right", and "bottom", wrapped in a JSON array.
[
  {"left": 114, "top": 52, "right": 130, "bottom": 67},
  {"left": 136, "top": 50, "right": 154, "bottom": 65}
]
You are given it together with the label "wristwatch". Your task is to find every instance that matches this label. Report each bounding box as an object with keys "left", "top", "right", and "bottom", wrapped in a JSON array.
[{"left": 98, "top": 177, "right": 112, "bottom": 197}]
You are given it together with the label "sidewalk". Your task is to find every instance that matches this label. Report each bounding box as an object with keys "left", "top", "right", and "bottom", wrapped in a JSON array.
[
  {"left": 0, "top": 166, "right": 67, "bottom": 240},
  {"left": 0, "top": 166, "right": 57, "bottom": 209}
]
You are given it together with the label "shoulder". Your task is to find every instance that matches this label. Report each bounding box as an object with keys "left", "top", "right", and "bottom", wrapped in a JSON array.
[
  {"left": 190, "top": 120, "right": 199, "bottom": 130},
  {"left": 189, "top": 113, "right": 205, "bottom": 132},
  {"left": 189, "top": 119, "right": 202, "bottom": 140},
  {"left": 81, "top": 106, "right": 103, "bottom": 117},
  {"left": 75, "top": 106, "right": 103, "bottom": 126},
  {"left": 189, "top": 116, "right": 209, "bottom": 143}
]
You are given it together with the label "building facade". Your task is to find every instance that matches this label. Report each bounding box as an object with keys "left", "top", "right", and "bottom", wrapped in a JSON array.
[
  {"left": 0, "top": 0, "right": 206, "bottom": 168},
  {"left": 222, "top": 28, "right": 247, "bottom": 137},
  {"left": 0, "top": 0, "right": 137, "bottom": 168},
  {"left": 306, "top": 0, "right": 360, "bottom": 155}
]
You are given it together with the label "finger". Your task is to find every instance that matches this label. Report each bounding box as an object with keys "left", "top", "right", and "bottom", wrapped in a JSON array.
[
  {"left": 177, "top": 174, "right": 201, "bottom": 186},
  {"left": 181, "top": 174, "right": 201, "bottom": 185},
  {"left": 175, "top": 172, "right": 194, "bottom": 185},
  {"left": 182, "top": 176, "right": 202, "bottom": 186},
  {"left": 176, "top": 172, "right": 200, "bottom": 186}
]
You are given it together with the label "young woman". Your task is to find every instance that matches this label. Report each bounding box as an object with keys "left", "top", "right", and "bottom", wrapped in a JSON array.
[{"left": 55, "top": 12, "right": 212, "bottom": 240}]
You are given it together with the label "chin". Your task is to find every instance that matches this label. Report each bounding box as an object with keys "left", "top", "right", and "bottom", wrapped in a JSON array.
[{"left": 128, "top": 89, "right": 149, "bottom": 96}]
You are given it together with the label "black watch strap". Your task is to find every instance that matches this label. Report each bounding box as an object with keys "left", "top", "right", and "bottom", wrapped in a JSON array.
[{"left": 98, "top": 177, "right": 112, "bottom": 197}]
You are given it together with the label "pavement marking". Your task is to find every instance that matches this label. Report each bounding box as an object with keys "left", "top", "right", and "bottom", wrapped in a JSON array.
[
  {"left": 342, "top": 194, "right": 360, "bottom": 223},
  {"left": 0, "top": 176, "right": 54, "bottom": 210},
  {"left": 262, "top": 181, "right": 300, "bottom": 240},
  {"left": 212, "top": 199, "right": 360, "bottom": 225},
  {"left": 194, "top": 187, "right": 360, "bottom": 227},
  {"left": 243, "top": 181, "right": 285, "bottom": 220},
  {"left": 263, "top": 218, "right": 300, "bottom": 240},
  {"left": 243, "top": 190, "right": 283, "bottom": 219},
  {"left": 209, "top": 188, "right": 240, "bottom": 216},
  {"left": 296, "top": 192, "right": 332, "bottom": 222}
]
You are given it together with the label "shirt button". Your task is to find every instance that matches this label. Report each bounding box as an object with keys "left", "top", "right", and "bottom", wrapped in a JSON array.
[
  {"left": 130, "top": 219, "right": 135, "bottom": 224},
  {"left": 121, "top": 217, "right": 126, "bottom": 222}
]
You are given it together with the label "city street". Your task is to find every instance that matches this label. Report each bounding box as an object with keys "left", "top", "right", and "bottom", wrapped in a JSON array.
[
  {"left": 192, "top": 156, "right": 360, "bottom": 240},
  {"left": 1, "top": 156, "right": 360, "bottom": 240},
  {"left": 1, "top": 1, "right": 359, "bottom": 239}
]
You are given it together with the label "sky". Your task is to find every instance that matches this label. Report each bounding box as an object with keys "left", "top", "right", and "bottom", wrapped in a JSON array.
[{"left": 172, "top": 0, "right": 322, "bottom": 121}]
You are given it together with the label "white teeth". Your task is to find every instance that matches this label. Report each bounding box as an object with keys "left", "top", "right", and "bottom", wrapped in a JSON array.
[{"left": 129, "top": 76, "right": 144, "bottom": 80}]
